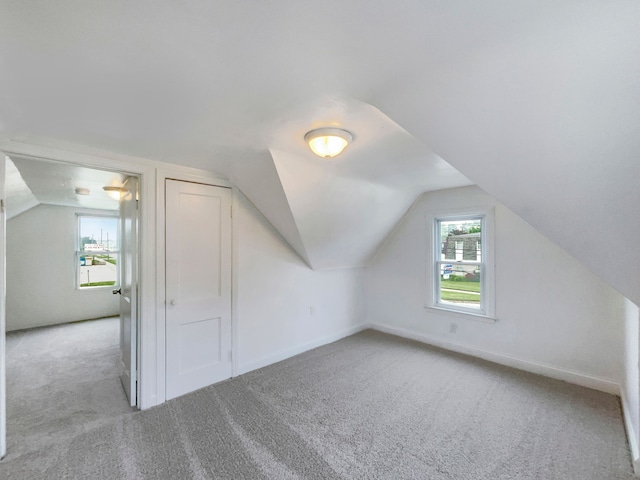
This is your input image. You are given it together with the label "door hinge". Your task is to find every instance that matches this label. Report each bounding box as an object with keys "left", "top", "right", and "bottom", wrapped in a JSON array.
[
  {"left": 228, "top": 350, "right": 233, "bottom": 361},
  {"left": 0, "top": 199, "right": 4, "bottom": 212},
  {"left": 230, "top": 205, "right": 233, "bottom": 218}
]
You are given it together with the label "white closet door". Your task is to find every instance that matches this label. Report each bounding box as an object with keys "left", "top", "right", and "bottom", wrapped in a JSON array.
[{"left": 165, "top": 180, "right": 232, "bottom": 400}]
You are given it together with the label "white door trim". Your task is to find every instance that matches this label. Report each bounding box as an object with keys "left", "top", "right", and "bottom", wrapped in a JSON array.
[
  {"left": 0, "top": 138, "right": 235, "bottom": 428},
  {"left": 0, "top": 153, "right": 6, "bottom": 459},
  {"left": 0, "top": 139, "right": 157, "bottom": 411}
]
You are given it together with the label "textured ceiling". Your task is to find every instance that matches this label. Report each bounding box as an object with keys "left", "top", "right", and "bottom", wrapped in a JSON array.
[
  {"left": 5, "top": 156, "right": 123, "bottom": 218},
  {"left": 0, "top": 1, "right": 638, "bottom": 303}
]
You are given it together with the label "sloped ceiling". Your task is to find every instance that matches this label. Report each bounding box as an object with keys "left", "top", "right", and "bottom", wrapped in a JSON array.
[
  {"left": 4, "top": 157, "right": 39, "bottom": 219},
  {"left": 5, "top": 155, "right": 123, "bottom": 217},
  {"left": 266, "top": 98, "right": 470, "bottom": 269},
  {"left": 0, "top": 2, "right": 638, "bottom": 303}
]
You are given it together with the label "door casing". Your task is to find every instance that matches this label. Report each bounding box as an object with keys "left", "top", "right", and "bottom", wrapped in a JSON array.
[
  {"left": 0, "top": 143, "right": 155, "bottom": 458},
  {"left": 0, "top": 140, "right": 235, "bottom": 457}
]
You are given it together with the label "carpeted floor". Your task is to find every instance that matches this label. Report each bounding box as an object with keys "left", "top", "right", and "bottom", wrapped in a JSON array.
[
  {"left": 0, "top": 328, "right": 635, "bottom": 479},
  {"left": 4, "top": 317, "right": 136, "bottom": 460}
]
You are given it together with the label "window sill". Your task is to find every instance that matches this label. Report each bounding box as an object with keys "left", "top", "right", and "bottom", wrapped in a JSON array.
[
  {"left": 424, "top": 305, "right": 497, "bottom": 324},
  {"left": 77, "top": 285, "right": 119, "bottom": 292}
]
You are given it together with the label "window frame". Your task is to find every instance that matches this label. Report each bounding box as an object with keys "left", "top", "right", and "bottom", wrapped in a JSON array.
[
  {"left": 427, "top": 207, "right": 496, "bottom": 322},
  {"left": 76, "top": 213, "right": 120, "bottom": 290}
]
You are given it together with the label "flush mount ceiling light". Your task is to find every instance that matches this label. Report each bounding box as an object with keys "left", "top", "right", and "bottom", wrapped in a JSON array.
[
  {"left": 103, "top": 186, "right": 122, "bottom": 200},
  {"left": 304, "top": 128, "right": 352, "bottom": 158},
  {"left": 75, "top": 187, "right": 90, "bottom": 196}
]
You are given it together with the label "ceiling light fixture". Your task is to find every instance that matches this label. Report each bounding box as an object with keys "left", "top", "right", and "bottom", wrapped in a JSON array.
[
  {"left": 75, "top": 187, "right": 90, "bottom": 196},
  {"left": 103, "top": 186, "right": 122, "bottom": 201},
  {"left": 304, "top": 127, "right": 352, "bottom": 158}
]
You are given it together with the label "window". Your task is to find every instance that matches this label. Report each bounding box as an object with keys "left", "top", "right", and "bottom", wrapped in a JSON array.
[
  {"left": 429, "top": 209, "right": 495, "bottom": 319},
  {"left": 77, "top": 215, "right": 119, "bottom": 289}
]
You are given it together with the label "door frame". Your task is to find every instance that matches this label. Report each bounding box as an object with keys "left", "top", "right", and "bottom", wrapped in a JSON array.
[
  {"left": 0, "top": 140, "right": 235, "bottom": 456},
  {"left": 0, "top": 140, "right": 157, "bottom": 458},
  {"left": 155, "top": 168, "right": 233, "bottom": 404},
  {"left": 0, "top": 156, "right": 6, "bottom": 459}
]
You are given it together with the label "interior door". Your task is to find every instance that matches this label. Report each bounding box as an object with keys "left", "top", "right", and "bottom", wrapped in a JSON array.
[
  {"left": 165, "top": 180, "right": 232, "bottom": 400},
  {"left": 118, "top": 176, "right": 138, "bottom": 406}
]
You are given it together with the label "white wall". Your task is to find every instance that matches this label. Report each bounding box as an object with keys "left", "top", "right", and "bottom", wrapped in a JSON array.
[
  {"left": 6, "top": 204, "right": 119, "bottom": 331},
  {"left": 366, "top": 186, "right": 626, "bottom": 392},
  {"left": 622, "top": 298, "right": 640, "bottom": 472},
  {"left": 234, "top": 189, "right": 365, "bottom": 374}
]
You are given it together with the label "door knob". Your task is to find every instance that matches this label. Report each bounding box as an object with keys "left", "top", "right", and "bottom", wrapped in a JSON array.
[
  {"left": 112, "top": 288, "right": 122, "bottom": 295},
  {"left": 170, "top": 299, "right": 177, "bottom": 306}
]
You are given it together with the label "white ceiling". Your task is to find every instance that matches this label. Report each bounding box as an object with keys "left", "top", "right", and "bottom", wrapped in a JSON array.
[
  {"left": 265, "top": 97, "right": 470, "bottom": 268},
  {"left": 5, "top": 156, "right": 123, "bottom": 218},
  {"left": 4, "top": 157, "right": 39, "bottom": 219},
  {"left": 0, "top": 1, "right": 638, "bottom": 303}
]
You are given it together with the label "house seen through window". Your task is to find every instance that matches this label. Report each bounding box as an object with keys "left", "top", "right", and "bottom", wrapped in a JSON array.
[
  {"left": 435, "top": 216, "right": 484, "bottom": 312},
  {"left": 77, "top": 215, "right": 119, "bottom": 288}
]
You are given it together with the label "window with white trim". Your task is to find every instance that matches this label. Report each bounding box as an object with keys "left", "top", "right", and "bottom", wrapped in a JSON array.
[
  {"left": 77, "top": 215, "right": 119, "bottom": 289},
  {"left": 430, "top": 210, "right": 495, "bottom": 318}
]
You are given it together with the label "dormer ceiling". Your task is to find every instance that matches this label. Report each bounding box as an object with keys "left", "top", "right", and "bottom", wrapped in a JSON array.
[
  {"left": 0, "top": 1, "right": 638, "bottom": 304},
  {"left": 238, "top": 97, "right": 471, "bottom": 269},
  {"left": 5, "top": 156, "right": 123, "bottom": 219}
]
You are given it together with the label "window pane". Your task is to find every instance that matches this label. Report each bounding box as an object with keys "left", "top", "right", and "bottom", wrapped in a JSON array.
[
  {"left": 79, "top": 253, "right": 118, "bottom": 287},
  {"left": 80, "top": 216, "right": 119, "bottom": 252},
  {"left": 439, "top": 263, "right": 481, "bottom": 309},
  {"left": 440, "top": 219, "right": 482, "bottom": 261}
]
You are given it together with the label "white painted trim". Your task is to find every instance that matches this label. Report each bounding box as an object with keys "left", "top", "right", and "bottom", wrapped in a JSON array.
[
  {"left": 237, "top": 324, "right": 367, "bottom": 376},
  {"left": 426, "top": 206, "right": 496, "bottom": 319},
  {"left": 424, "top": 305, "right": 497, "bottom": 323},
  {"left": 154, "top": 170, "right": 167, "bottom": 406},
  {"left": 0, "top": 138, "right": 156, "bottom": 173},
  {"left": 160, "top": 168, "right": 230, "bottom": 188},
  {"left": 137, "top": 167, "right": 157, "bottom": 410},
  {"left": 0, "top": 153, "right": 6, "bottom": 459},
  {"left": 0, "top": 140, "right": 159, "bottom": 410},
  {"left": 231, "top": 187, "right": 240, "bottom": 378},
  {"left": 367, "top": 322, "right": 621, "bottom": 395},
  {"left": 621, "top": 388, "right": 640, "bottom": 475},
  {"left": 0, "top": 138, "right": 234, "bottom": 412}
]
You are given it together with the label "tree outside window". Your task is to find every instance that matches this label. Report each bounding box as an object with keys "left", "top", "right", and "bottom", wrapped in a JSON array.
[{"left": 435, "top": 216, "right": 483, "bottom": 311}]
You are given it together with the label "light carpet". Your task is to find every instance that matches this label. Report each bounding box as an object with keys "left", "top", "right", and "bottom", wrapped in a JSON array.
[
  {"left": 1, "top": 329, "right": 634, "bottom": 479},
  {"left": 4, "top": 317, "right": 136, "bottom": 460}
]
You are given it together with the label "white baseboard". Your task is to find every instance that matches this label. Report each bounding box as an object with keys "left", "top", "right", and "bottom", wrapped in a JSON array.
[
  {"left": 366, "top": 322, "right": 621, "bottom": 396},
  {"left": 141, "top": 394, "right": 158, "bottom": 411},
  {"left": 237, "top": 323, "right": 368, "bottom": 376},
  {"left": 621, "top": 388, "right": 640, "bottom": 475}
]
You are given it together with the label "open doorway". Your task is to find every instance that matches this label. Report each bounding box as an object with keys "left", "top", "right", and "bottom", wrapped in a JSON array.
[{"left": 2, "top": 155, "right": 139, "bottom": 460}]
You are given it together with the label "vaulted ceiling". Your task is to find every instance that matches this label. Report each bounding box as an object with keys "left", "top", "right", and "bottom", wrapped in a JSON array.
[{"left": 1, "top": 2, "right": 638, "bottom": 304}]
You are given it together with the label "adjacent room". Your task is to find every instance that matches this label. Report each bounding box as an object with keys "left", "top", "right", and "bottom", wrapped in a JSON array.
[
  {"left": 0, "top": 1, "right": 638, "bottom": 479},
  {"left": 3, "top": 157, "right": 137, "bottom": 459}
]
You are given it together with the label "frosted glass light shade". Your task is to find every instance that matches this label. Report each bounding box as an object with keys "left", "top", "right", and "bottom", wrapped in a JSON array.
[
  {"left": 103, "top": 186, "right": 122, "bottom": 200},
  {"left": 304, "top": 128, "right": 352, "bottom": 158}
]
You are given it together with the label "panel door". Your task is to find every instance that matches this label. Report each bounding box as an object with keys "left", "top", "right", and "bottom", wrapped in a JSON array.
[
  {"left": 118, "top": 176, "right": 138, "bottom": 406},
  {"left": 165, "top": 180, "right": 232, "bottom": 400}
]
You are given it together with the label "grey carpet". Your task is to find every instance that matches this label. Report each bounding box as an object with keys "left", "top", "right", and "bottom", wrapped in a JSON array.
[
  {"left": 0, "top": 329, "right": 634, "bottom": 479},
  {"left": 4, "top": 317, "right": 136, "bottom": 460}
]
